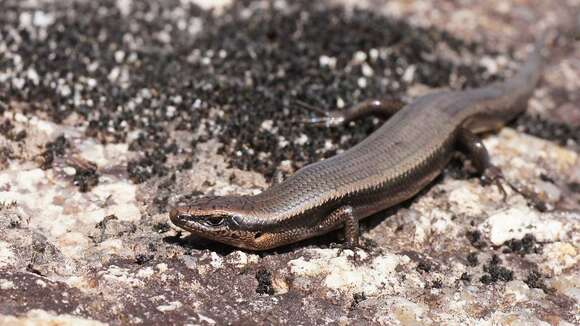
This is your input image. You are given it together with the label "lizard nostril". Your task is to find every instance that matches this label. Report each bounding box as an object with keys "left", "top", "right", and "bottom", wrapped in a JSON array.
[{"left": 169, "top": 208, "right": 191, "bottom": 224}]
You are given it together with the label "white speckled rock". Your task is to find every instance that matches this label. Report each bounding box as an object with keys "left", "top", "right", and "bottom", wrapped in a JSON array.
[
  {"left": 0, "top": 310, "right": 106, "bottom": 326},
  {"left": 478, "top": 205, "right": 569, "bottom": 245},
  {"left": 0, "top": 241, "right": 17, "bottom": 268},
  {"left": 288, "top": 249, "right": 410, "bottom": 295}
]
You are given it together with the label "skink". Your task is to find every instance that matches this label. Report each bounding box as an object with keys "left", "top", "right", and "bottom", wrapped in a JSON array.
[{"left": 170, "top": 37, "right": 546, "bottom": 250}]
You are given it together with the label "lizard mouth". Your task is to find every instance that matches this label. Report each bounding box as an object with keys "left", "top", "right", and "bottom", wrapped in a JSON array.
[
  {"left": 169, "top": 208, "right": 188, "bottom": 225},
  {"left": 169, "top": 208, "right": 196, "bottom": 231},
  {"left": 169, "top": 207, "right": 271, "bottom": 250},
  {"left": 170, "top": 208, "right": 230, "bottom": 228}
]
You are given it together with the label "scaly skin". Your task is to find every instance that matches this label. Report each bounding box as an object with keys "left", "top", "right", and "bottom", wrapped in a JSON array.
[{"left": 170, "top": 37, "right": 546, "bottom": 250}]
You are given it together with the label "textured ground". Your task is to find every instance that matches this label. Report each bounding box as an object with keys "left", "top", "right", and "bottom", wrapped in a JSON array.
[{"left": 0, "top": 0, "right": 578, "bottom": 325}]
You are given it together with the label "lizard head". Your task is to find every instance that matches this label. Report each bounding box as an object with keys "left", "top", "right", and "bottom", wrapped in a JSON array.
[{"left": 169, "top": 196, "right": 281, "bottom": 250}]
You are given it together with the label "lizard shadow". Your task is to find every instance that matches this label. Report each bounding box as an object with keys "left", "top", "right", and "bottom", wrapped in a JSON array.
[{"left": 163, "top": 233, "right": 241, "bottom": 256}]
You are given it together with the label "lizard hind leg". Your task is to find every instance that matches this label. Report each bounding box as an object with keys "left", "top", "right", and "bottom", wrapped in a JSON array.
[
  {"left": 456, "top": 128, "right": 509, "bottom": 199},
  {"left": 455, "top": 127, "right": 548, "bottom": 210}
]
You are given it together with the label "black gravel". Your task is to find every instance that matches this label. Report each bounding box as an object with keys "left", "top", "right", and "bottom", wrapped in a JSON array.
[
  {"left": 0, "top": 0, "right": 508, "bottom": 199},
  {"left": 466, "top": 230, "right": 487, "bottom": 249},
  {"left": 480, "top": 254, "right": 513, "bottom": 284},
  {"left": 255, "top": 268, "right": 274, "bottom": 295},
  {"left": 502, "top": 234, "right": 543, "bottom": 255},
  {"left": 515, "top": 114, "right": 580, "bottom": 150},
  {"left": 71, "top": 159, "right": 100, "bottom": 192},
  {"left": 524, "top": 270, "right": 553, "bottom": 293},
  {"left": 466, "top": 252, "right": 479, "bottom": 267},
  {"left": 350, "top": 292, "right": 367, "bottom": 309},
  {"left": 416, "top": 260, "right": 432, "bottom": 273},
  {"left": 40, "top": 135, "right": 69, "bottom": 170},
  {"left": 459, "top": 272, "right": 471, "bottom": 283}
]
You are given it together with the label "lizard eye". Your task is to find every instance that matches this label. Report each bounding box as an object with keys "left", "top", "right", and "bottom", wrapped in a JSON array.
[{"left": 199, "top": 216, "right": 226, "bottom": 227}]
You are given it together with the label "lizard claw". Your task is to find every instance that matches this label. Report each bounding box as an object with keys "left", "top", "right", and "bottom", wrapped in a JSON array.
[
  {"left": 330, "top": 242, "right": 367, "bottom": 262},
  {"left": 481, "top": 166, "right": 539, "bottom": 205},
  {"left": 480, "top": 166, "right": 549, "bottom": 210},
  {"left": 481, "top": 166, "right": 508, "bottom": 201},
  {"left": 301, "top": 114, "right": 345, "bottom": 127},
  {"left": 296, "top": 100, "right": 345, "bottom": 127}
]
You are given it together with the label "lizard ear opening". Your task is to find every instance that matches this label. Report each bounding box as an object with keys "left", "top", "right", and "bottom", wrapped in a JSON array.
[{"left": 251, "top": 232, "right": 273, "bottom": 250}]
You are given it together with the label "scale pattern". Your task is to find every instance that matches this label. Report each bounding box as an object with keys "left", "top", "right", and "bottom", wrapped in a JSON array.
[{"left": 241, "top": 44, "right": 544, "bottom": 229}]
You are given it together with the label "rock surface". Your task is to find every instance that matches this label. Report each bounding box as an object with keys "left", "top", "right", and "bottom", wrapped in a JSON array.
[{"left": 0, "top": 0, "right": 578, "bottom": 325}]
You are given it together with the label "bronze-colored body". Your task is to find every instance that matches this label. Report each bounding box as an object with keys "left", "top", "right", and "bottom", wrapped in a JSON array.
[{"left": 170, "top": 40, "right": 545, "bottom": 250}]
